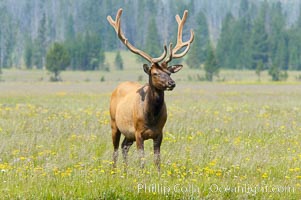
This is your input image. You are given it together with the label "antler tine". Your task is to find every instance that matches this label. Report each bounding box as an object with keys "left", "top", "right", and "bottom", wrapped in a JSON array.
[
  {"left": 170, "top": 10, "right": 194, "bottom": 59},
  {"left": 164, "top": 43, "right": 173, "bottom": 64},
  {"left": 107, "top": 8, "right": 167, "bottom": 64},
  {"left": 152, "top": 45, "right": 167, "bottom": 63},
  {"left": 173, "top": 29, "right": 194, "bottom": 58}
]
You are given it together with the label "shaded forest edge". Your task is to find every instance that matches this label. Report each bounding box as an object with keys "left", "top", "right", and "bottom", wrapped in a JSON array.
[{"left": 0, "top": 0, "right": 301, "bottom": 79}]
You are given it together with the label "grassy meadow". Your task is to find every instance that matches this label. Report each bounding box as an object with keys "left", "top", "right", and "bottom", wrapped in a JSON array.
[{"left": 1, "top": 52, "right": 301, "bottom": 199}]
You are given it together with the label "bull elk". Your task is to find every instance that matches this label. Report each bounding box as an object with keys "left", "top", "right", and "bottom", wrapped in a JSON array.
[{"left": 107, "top": 8, "right": 194, "bottom": 170}]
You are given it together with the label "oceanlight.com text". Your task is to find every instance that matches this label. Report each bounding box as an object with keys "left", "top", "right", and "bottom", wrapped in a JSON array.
[{"left": 209, "top": 183, "right": 295, "bottom": 195}]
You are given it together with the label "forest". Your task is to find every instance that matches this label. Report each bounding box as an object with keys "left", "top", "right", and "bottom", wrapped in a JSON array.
[{"left": 1, "top": 0, "right": 301, "bottom": 74}]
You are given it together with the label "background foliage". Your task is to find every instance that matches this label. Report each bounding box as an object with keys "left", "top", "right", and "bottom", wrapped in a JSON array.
[
  {"left": 46, "top": 42, "right": 70, "bottom": 81},
  {"left": 1, "top": 0, "right": 301, "bottom": 74}
]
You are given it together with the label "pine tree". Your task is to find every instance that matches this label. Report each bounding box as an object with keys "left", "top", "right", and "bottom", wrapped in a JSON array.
[
  {"left": 216, "top": 13, "right": 235, "bottom": 69},
  {"left": 0, "top": 5, "right": 15, "bottom": 68},
  {"left": 234, "top": 17, "right": 252, "bottom": 69},
  {"left": 216, "top": 0, "right": 252, "bottom": 70},
  {"left": 145, "top": 17, "right": 161, "bottom": 59},
  {"left": 288, "top": 4, "right": 301, "bottom": 70},
  {"left": 204, "top": 44, "right": 219, "bottom": 81},
  {"left": 34, "top": 12, "right": 47, "bottom": 69},
  {"left": 68, "top": 32, "right": 105, "bottom": 71},
  {"left": 24, "top": 37, "right": 33, "bottom": 69},
  {"left": 268, "top": 64, "right": 280, "bottom": 81},
  {"left": 238, "top": 0, "right": 249, "bottom": 18},
  {"left": 64, "top": 14, "right": 76, "bottom": 70},
  {"left": 46, "top": 42, "right": 70, "bottom": 81},
  {"left": 103, "top": 0, "right": 118, "bottom": 50},
  {"left": 268, "top": 2, "right": 288, "bottom": 70},
  {"left": 268, "top": 64, "right": 288, "bottom": 81},
  {"left": 235, "top": 0, "right": 252, "bottom": 69},
  {"left": 255, "top": 60, "right": 264, "bottom": 81},
  {"left": 85, "top": 32, "right": 102, "bottom": 70},
  {"left": 114, "top": 51, "right": 123, "bottom": 70},
  {"left": 186, "top": 11, "right": 209, "bottom": 69},
  {"left": 66, "top": 15, "right": 75, "bottom": 40},
  {"left": 288, "top": 29, "right": 301, "bottom": 70},
  {"left": 249, "top": 2, "right": 269, "bottom": 70}
]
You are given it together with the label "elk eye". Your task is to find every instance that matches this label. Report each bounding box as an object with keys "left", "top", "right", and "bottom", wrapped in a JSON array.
[{"left": 153, "top": 73, "right": 159, "bottom": 77}]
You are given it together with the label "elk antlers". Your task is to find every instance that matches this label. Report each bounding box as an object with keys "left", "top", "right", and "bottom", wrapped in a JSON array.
[
  {"left": 107, "top": 9, "right": 167, "bottom": 63},
  {"left": 107, "top": 8, "right": 194, "bottom": 64},
  {"left": 165, "top": 10, "right": 195, "bottom": 64}
]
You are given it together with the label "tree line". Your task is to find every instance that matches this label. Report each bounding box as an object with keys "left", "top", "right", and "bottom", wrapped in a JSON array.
[
  {"left": 1, "top": 0, "right": 301, "bottom": 80},
  {"left": 216, "top": 0, "right": 300, "bottom": 81},
  {"left": 188, "top": 0, "right": 301, "bottom": 81}
]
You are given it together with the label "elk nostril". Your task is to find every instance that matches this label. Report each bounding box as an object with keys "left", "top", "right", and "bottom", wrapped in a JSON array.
[{"left": 168, "top": 80, "right": 176, "bottom": 87}]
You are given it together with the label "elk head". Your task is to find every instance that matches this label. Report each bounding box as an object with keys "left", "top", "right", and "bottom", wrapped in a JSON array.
[{"left": 107, "top": 9, "right": 194, "bottom": 91}]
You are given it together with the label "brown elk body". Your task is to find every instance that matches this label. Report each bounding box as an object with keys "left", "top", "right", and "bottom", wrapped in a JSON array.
[{"left": 107, "top": 8, "right": 194, "bottom": 170}]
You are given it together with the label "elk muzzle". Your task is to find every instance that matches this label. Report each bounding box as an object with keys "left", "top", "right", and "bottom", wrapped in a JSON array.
[{"left": 166, "top": 79, "right": 176, "bottom": 91}]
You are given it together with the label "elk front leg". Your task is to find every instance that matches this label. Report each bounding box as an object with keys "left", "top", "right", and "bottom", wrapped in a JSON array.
[
  {"left": 153, "top": 135, "right": 162, "bottom": 172},
  {"left": 135, "top": 134, "right": 145, "bottom": 169},
  {"left": 121, "top": 138, "right": 133, "bottom": 166}
]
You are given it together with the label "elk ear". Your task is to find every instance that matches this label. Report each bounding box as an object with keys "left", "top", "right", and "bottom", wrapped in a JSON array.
[
  {"left": 143, "top": 64, "right": 150, "bottom": 75},
  {"left": 168, "top": 65, "right": 183, "bottom": 73}
]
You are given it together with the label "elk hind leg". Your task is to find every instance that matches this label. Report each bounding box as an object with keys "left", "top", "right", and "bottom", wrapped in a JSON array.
[{"left": 112, "top": 122, "right": 121, "bottom": 168}]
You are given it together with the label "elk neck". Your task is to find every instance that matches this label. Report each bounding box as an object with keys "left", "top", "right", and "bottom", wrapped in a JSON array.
[{"left": 144, "top": 79, "right": 165, "bottom": 122}]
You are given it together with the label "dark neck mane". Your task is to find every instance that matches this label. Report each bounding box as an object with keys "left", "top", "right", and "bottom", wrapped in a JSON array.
[{"left": 145, "top": 83, "right": 165, "bottom": 123}]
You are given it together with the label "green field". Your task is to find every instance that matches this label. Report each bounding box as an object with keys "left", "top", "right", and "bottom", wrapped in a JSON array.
[
  {"left": 1, "top": 54, "right": 301, "bottom": 199},
  {"left": 1, "top": 82, "right": 301, "bottom": 199}
]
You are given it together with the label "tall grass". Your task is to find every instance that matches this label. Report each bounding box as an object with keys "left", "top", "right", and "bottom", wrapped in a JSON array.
[{"left": 0, "top": 82, "right": 301, "bottom": 199}]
